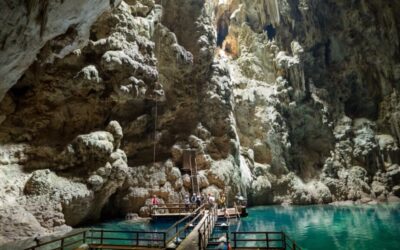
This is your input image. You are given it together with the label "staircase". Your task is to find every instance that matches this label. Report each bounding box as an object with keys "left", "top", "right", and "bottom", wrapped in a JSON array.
[
  {"left": 182, "top": 149, "right": 200, "bottom": 194},
  {"left": 190, "top": 158, "right": 199, "bottom": 195}
]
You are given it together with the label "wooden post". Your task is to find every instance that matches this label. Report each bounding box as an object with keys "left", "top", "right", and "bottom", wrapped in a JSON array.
[
  {"left": 163, "top": 232, "right": 166, "bottom": 248},
  {"left": 83, "top": 230, "right": 86, "bottom": 244},
  {"left": 282, "top": 232, "right": 286, "bottom": 249},
  {"left": 266, "top": 232, "right": 269, "bottom": 249},
  {"left": 176, "top": 224, "right": 178, "bottom": 241},
  {"left": 199, "top": 232, "right": 202, "bottom": 249},
  {"left": 60, "top": 238, "right": 64, "bottom": 249},
  {"left": 100, "top": 230, "right": 103, "bottom": 245},
  {"left": 136, "top": 232, "right": 139, "bottom": 246},
  {"left": 233, "top": 232, "right": 236, "bottom": 248}
]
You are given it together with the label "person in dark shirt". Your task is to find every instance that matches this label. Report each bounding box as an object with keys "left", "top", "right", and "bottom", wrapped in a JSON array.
[
  {"left": 191, "top": 193, "right": 197, "bottom": 204},
  {"left": 196, "top": 193, "right": 202, "bottom": 207}
]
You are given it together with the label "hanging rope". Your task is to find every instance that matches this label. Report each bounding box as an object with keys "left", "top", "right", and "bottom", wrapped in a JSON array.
[
  {"left": 194, "top": 155, "right": 199, "bottom": 194},
  {"left": 153, "top": 0, "right": 164, "bottom": 164},
  {"left": 190, "top": 151, "right": 194, "bottom": 192},
  {"left": 153, "top": 97, "right": 157, "bottom": 164}
]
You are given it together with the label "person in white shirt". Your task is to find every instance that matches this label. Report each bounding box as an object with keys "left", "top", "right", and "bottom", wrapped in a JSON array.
[{"left": 184, "top": 194, "right": 190, "bottom": 211}]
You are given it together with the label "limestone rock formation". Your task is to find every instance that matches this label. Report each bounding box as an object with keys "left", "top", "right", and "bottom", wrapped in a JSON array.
[
  {"left": 1, "top": 0, "right": 400, "bottom": 245},
  {"left": 0, "top": 121, "right": 128, "bottom": 243},
  {"left": 0, "top": 0, "right": 122, "bottom": 101}
]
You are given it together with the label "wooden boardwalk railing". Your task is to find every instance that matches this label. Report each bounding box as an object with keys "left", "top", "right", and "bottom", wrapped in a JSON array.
[
  {"left": 198, "top": 206, "right": 218, "bottom": 249},
  {"left": 24, "top": 205, "right": 302, "bottom": 250},
  {"left": 24, "top": 229, "right": 87, "bottom": 250},
  {"left": 164, "top": 204, "right": 206, "bottom": 245},
  {"left": 151, "top": 203, "right": 198, "bottom": 215},
  {"left": 87, "top": 229, "right": 166, "bottom": 248}
]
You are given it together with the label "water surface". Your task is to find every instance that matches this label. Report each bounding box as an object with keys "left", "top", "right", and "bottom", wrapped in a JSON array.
[
  {"left": 238, "top": 203, "right": 400, "bottom": 250},
  {"left": 94, "top": 218, "right": 173, "bottom": 231},
  {"left": 95, "top": 203, "right": 400, "bottom": 250}
]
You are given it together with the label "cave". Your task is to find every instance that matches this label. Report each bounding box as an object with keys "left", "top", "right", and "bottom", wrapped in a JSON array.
[
  {"left": 344, "top": 73, "right": 381, "bottom": 120},
  {"left": 1, "top": 1, "right": 400, "bottom": 249}
]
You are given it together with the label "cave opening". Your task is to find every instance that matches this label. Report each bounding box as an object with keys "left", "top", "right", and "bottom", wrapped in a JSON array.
[
  {"left": 217, "top": 17, "right": 229, "bottom": 47},
  {"left": 264, "top": 24, "right": 276, "bottom": 40},
  {"left": 343, "top": 73, "right": 381, "bottom": 120},
  {"left": 100, "top": 191, "right": 122, "bottom": 220}
]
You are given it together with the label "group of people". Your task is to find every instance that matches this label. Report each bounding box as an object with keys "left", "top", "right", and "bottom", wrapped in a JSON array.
[
  {"left": 183, "top": 192, "right": 227, "bottom": 210},
  {"left": 151, "top": 192, "right": 228, "bottom": 211},
  {"left": 186, "top": 193, "right": 202, "bottom": 207},
  {"left": 150, "top": 191, "right": 247, "bottom": 214}
]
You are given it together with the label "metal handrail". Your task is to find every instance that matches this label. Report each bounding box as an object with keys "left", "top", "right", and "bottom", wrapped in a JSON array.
[
  {"left": 87, "top": 229, "right": 166, "bottom": 248},
  {"left": 151, "top": 203, "right": 198, "bottom": 214},
  {"left": 24, "top": 229, "right": 87, "bottom": 250},
  {"left": 234, "top": 202, "right": 241, "bottom": 219},
  {"left": 153, "top": 203, "right": 197, "bottom": 206},
  {"left": 164, "top": 204, "right": 205, "bottom": 233},
  {"left": 198, "top": 205, "right": 218, "bottom": 249},
  {"left": 285, "top": 232, "right": 301, "bottom": 250},
  {"left": 165, "top": 209, "right": 204, "bottom": 244},
  {"left": 163, "top": 204, "right": 206, "bottom": 245},
  {"left": 231, "top": 231, "right": 302, "bottom": 250}
]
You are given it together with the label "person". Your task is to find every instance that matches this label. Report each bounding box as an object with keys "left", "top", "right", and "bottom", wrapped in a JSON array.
[
  {"left": 191, "top": 193, "right": 197, "bottom": 204},
  {"left": 218, "top": 193, "right": 226, "bottom": 209},
  {"left": 201, "top": 193, "right": 207, "bottom": 204},
  {"left": 196, "top": 193, "right": 202, "bottom": 207},
  {"left": 151, "top": 195, "right": 159, "bottom": 214},
  {"left": 235, "top": 192, "right": 245, "bottom": 206},
  {"left": 184, "top": 194, "right": 190, "bottom": 211},
  {"left": 217, "top": 236, "right": 230, "bottom": 250},
  {"left": 208, "top": 193, "right": 216, "bottom": 208},
  {"left": 224, "top": 208, "right": 229, "bottom": 219}
]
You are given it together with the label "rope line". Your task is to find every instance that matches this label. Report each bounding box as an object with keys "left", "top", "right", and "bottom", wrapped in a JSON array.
[
  {"left": 153, "top": 0, "right": 163, "bottom": 164},
  {"left": 153, "top": 97, "right": 157, "bottom": 164}
]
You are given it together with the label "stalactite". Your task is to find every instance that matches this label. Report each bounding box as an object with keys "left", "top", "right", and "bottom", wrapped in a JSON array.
[
  {"left": 38, "top": 0, "right": 49, "bottom": 37},
  {"left": 24, "top": 0, "right": 49, "bottom": 37},
  {"left": 265, "top": 0, "right": 280, "bottom": 26},
  {"left": 25, "top": 0, "right": 40, "bottom": 17}
]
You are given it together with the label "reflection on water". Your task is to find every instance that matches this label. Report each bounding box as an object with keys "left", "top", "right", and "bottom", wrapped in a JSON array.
[
  {"left": 239, "top": 203, "right": 400, "bottom": 250},
  {"left": 94, "top": 218, "right": 173, "bottom": 232},
  {"left": 93, "top": 204, "right": 400, "bottom": 250}
]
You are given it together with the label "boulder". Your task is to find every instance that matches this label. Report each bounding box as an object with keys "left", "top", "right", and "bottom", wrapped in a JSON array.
[{"left": 24, "top": 169, "right": 54, "bottom": 195}]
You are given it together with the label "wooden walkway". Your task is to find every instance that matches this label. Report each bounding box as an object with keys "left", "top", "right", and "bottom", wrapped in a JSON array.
[
  {"left": 198, "top": 207, "right": 218, "bottom": 249},
  {"left": 217, "top": 207, "right": 240, "bottom": 218},
  {"left": 87, "top": 245, "right": 161, "bottom": 249},
  {"left": 176, "top": 210, "right": 210, "bottom": 250},
  {"left": 24, "top": 203, "right": 302, "bottom": 250},
  {"left": 151, "top": 212, "right": 191, "bottom": 218},
  {"left": 150, "top": 203, "right": 198, "bottom": 219}
]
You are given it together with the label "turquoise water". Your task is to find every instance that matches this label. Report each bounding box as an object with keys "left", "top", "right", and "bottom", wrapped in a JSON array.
[
  {"left": 238, "top": 203, "right": 400, "bottom": 250},
  {"left": 90, "top": 219, "right": 174, "bottom": 246},
  {"left": 95, "top": 203, "right": 400, "bottom": 250},
  {"left": 94, "top": 218, "right": 173, "bottom": 231}
]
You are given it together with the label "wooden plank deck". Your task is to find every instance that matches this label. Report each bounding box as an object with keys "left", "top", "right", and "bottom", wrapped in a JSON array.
[
  {"left": 151, "top": 212, "right": 191, "bottom": 218},
  {"left": 217, "top": 207, "right": 240, "bottom": 218},
  {"left": 88, "top": 244, "right": 161, "bottom": 250},
  {"left": 176, "top": 211, "right": 209, "bottom": 250}
]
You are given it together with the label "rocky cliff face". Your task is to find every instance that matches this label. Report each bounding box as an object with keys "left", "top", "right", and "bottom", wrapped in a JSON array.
[{"left": 1, "top": 0, "right": 400, "bottom": 244}]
